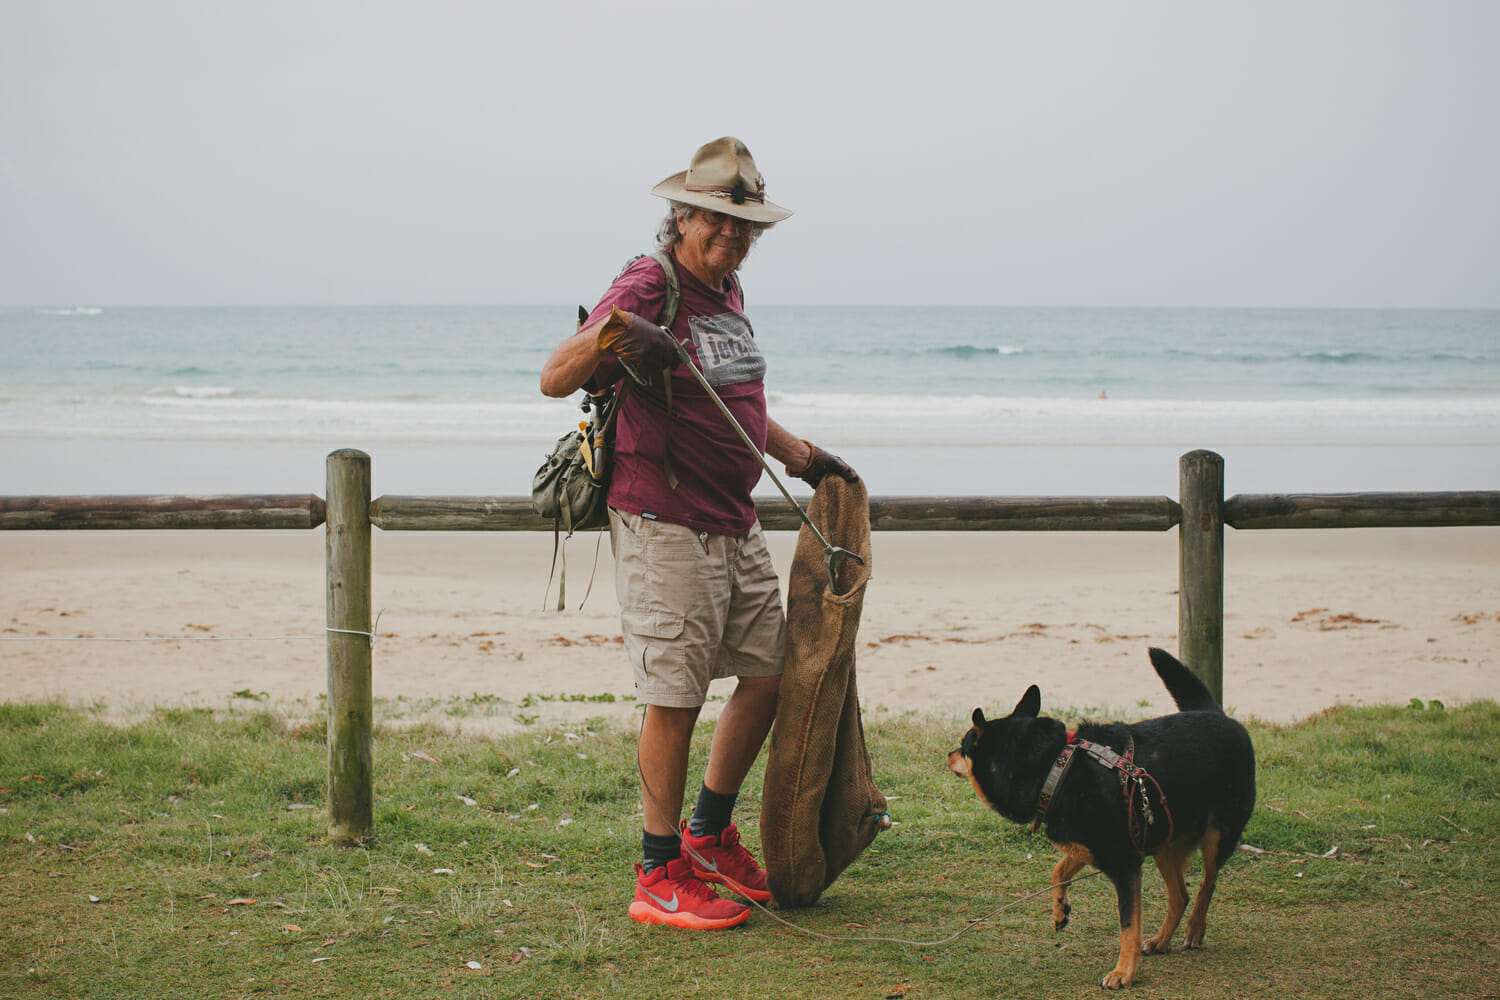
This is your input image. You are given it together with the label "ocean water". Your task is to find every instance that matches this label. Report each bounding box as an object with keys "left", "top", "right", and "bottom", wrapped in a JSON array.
[{"left": 1, "top": 305, "right": 1497, "bottom": 498}]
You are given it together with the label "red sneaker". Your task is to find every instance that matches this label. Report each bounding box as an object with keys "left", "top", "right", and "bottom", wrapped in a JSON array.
[
  {"left": 628, "top": 858, "right": 750, "bottom": 930},
  {"left": 681, "top": 821, "right": 772, "bottom": 903}
]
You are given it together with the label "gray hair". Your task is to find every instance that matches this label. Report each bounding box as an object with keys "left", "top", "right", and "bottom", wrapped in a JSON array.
[{"left": 655, "top": 201, "right": 775, "bottom": 257}]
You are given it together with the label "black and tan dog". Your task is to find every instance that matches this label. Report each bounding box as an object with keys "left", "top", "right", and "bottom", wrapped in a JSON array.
[{"left": 947, "top": 648, "right": 1255, "bottom": 989}]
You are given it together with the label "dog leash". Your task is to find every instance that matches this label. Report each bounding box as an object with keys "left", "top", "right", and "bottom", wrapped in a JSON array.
[
  {"left": 634, "top": 710, "right": 1103, "bottom": 947},
  {"left": 1115, "top": 744, "right": 1174, "bottom": 851}
]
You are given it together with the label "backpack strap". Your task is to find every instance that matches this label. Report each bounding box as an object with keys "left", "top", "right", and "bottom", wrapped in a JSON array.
[
  {"left": 646, "top": 250, "right": 681, "bottom": 331},
  {"left": 611, "top": 251, "right": 681, "bottom": 332},
  {"left": 643, "top": 251, "right": 682, "bottom": 489}
]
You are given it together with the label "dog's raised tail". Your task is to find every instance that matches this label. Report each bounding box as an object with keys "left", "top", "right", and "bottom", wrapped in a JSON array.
[{"left": 1148, "top": 647, "right": 1222, "bottom": 713}]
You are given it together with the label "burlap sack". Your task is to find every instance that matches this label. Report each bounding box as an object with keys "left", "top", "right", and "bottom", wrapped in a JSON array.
[{"left": 761, "top": 475, "right": 887, "bottom": 908}]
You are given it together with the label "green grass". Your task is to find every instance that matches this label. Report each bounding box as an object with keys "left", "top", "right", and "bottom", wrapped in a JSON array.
[{"left": 2, "top": 699, "right": 1497, "bottom": 998}]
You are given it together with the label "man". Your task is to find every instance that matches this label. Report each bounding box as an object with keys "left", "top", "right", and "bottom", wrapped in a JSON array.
[{"left": 540, "top": 137, "right": 855, "bottom": 929}]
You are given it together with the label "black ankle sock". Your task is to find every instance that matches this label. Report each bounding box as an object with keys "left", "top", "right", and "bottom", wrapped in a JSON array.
[
  {"left": 687, "top": 784, "right": 737, "bottom": 840},
  {"left": 641, "top": 830, "right": 680, "bottom": 873}
]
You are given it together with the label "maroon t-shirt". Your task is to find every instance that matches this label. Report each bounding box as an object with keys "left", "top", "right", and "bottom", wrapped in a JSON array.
[{"left": 583, "top": 248, "right": 768, "bottom": 536}]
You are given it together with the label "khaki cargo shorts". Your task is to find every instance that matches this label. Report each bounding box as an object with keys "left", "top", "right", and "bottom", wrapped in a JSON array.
[{"left": 609, "top": 508, "right": 786, "bottom": 708}]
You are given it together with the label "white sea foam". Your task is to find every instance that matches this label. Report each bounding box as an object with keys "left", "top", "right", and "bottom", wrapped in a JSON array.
[
  {"left": 5, "top": 383, "right": 1497, "bottom": 450},
  {"left": 764, "top": 392, "right": 1500, "bottom": 448},
  {"left": 0, "top": 385, "right": 578, "bottom": 443}
]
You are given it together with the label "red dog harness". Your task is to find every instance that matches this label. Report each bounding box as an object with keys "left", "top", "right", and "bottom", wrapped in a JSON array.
[{"left": 1032, "top": 732, "right": 1173, "bottom": 852}]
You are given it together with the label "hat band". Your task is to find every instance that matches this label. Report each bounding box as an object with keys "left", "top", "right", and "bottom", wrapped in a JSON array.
[{"left": 683, "top": 181, "right": 765, "bottom": 205}]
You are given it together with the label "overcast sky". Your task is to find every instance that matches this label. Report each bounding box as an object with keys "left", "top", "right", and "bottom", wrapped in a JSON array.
[{"left": 2, "top": 1, "right": 1496, "bottom": 308}]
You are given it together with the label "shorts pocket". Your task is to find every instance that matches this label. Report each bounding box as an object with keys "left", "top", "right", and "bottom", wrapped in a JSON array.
[{"left": 621, "top": 608, "right": 685, "bottom": 640}]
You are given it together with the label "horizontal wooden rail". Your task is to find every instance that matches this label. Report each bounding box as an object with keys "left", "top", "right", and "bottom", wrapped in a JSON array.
[
  {"left": 0, "top": 494, "right": 326, "bottom": 530},
  {"left": 369, "top": 494, "right": 1183, "bottom": 532},
  {"left": 7, "top": 492, "right": 1497, "bottom": 533},
  {"left": 369, "top": 496, "right": 541, "bottom": 530},
  {"left": 863, "top": 496, "right": 1179, "bottom": 533},
  {"left": 1226, "top": 491, "right": 1500, "bottom": 530}
]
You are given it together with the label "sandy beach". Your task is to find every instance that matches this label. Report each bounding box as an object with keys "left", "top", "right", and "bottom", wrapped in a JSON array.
[{"left": 1, "top": 526, "right": 1495, "bottom": 730}]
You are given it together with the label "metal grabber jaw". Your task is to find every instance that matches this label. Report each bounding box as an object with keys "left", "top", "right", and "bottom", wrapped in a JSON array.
[{"left": 821, "top": 541, "right": 864, "bottom": 596}]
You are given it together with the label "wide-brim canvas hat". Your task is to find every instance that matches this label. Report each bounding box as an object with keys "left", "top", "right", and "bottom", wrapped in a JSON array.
[{"left": 650, "top": 136, "right": 793, "bottom": 223}]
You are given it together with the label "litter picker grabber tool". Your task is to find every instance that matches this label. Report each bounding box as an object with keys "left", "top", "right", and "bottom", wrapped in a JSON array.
[{"left": 671, "top": 341, "right": 865, "bottom": 595}]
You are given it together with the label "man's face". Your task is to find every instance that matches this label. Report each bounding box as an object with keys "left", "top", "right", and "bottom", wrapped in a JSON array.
[{"left": 676, "top": 209, "right": 753, "bottom": 283}]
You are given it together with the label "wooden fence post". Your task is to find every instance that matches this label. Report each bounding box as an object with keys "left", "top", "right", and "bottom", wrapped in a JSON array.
[
  {"left": 1178, "top": 449, "right": 1224, "bottom": 704},
  {"left": 326, "top": 448, "right": 373, "bottom": 845}
]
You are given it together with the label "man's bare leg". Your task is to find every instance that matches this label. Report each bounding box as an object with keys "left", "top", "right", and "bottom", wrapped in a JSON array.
[
  {"left": 638, "top": 704, "right": 701, "bottom": 835},
  {"left": 704, "top": 674, "right": 780, "bottom": 795}
]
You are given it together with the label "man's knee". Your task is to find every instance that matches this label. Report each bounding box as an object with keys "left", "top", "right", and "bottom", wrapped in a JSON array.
[{"left": 735, "top": 672, "right": 781, "bottom": 704}]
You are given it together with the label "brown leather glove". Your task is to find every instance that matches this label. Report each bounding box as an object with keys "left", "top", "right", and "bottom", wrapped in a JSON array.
[
  {"left": 789, "top": 439, "right": 858, "bottom": 488},
  {"left": 597, "top": 305, "right": 680, "bottom": 385}
]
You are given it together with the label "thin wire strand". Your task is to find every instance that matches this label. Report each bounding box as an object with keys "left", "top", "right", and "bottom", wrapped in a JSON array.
[
  {"left": 2, "top": 610, "right": 385, "bottom": 648},
  {"left": 0, "top": 634, "right": 321, "bottom": 642},
  {"left": 744, "top": 868, "right": 1103, "bottom": 947}
]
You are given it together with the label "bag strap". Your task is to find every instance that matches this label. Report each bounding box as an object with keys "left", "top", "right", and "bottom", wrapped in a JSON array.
[{"left": 599, "top": 379, "right": 631, "bottom": 438}]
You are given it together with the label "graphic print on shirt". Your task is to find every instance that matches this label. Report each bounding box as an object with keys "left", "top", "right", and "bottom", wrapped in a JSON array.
[{"left": 689, "top": 312, "right": 766, "bottom": 387}]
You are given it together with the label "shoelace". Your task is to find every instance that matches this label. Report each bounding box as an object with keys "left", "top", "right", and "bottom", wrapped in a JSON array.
[
  {"left": 694, "top": 826, "right": 762, "bottom": 878},
  {"left": 719, "top": 839, "right": 759, "bottom": 871},
  {"left": 668, "top": 869, "right": 723, "bottom": 902}
]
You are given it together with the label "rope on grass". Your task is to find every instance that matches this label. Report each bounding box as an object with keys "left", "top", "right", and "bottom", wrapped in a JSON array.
[{"left": 747, "top": 867, "right": 1105, "bottom": 948}]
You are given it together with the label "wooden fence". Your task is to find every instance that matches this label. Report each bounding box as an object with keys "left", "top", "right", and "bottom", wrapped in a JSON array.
[{"left": 3, "top": 447, "right": 1497, "bottom": 844}]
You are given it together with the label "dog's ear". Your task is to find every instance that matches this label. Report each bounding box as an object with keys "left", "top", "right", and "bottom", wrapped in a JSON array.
[
  {"left": 1012, "top": 685, "right": 1041, "bottom": 718},
  {"left": 972, "top": 707, "right": 987, "bottom": 727}
]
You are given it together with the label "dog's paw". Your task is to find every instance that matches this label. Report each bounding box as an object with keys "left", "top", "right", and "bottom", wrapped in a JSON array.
[
  {"left": 1101, "top": 968, "right": 1135, "bottom": 989},
  {"left": 1142, "top": 937, "right": 1171, "bottom": 955},
  {"left": 1184, "top": 922, "right": 1206, "bottom": 950},
  {"left": 1052, "top": 901, "right": 1071, "bottom": 931}
]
